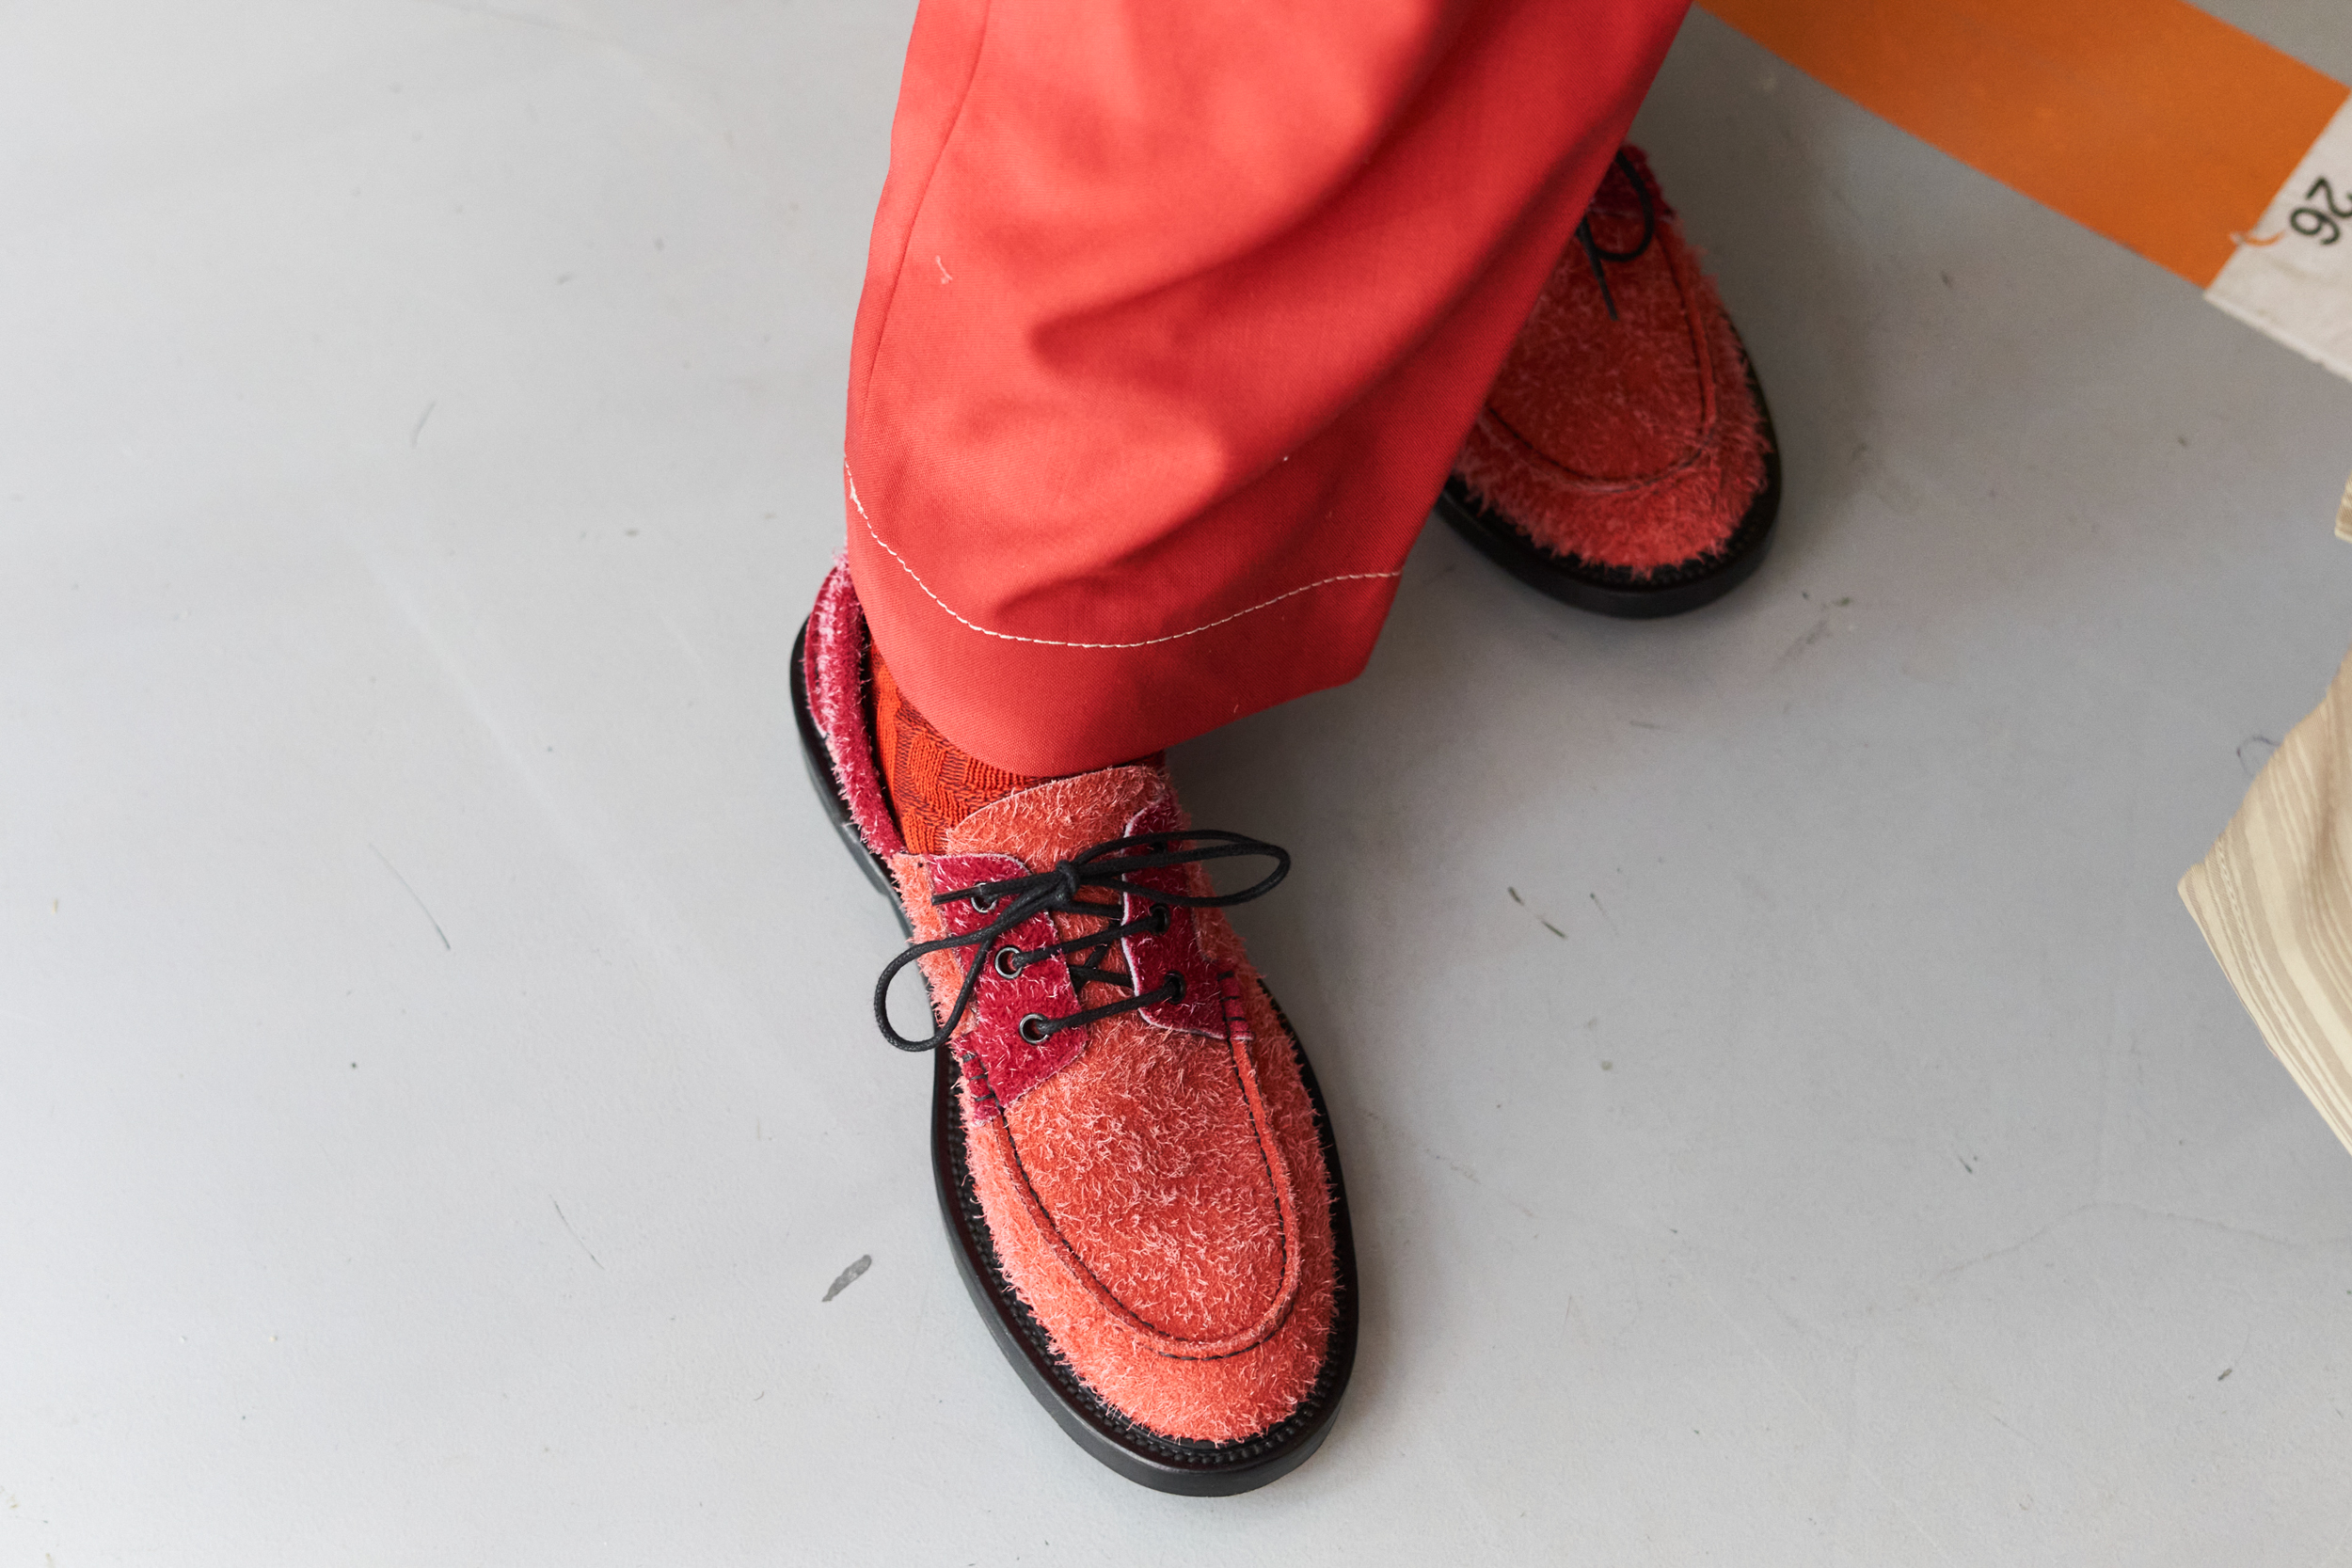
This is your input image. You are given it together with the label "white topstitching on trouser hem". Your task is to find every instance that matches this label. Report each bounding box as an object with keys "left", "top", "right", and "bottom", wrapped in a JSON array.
[{"left": 846, "top": 461, "right": 1401, "bottom": 651}]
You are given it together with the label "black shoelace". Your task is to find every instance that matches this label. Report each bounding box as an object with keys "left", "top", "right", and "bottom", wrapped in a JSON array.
[
  {"left": 1575, "top": 150, "right": 1658, "bottom": 323},
  {"left": 873, "top": 831, "right": 1290, "bottom": 1052}
]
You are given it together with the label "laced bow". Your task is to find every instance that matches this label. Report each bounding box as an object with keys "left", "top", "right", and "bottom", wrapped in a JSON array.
[{"left": 873, "top": 831, "right": 1289, "bottom": 1052}]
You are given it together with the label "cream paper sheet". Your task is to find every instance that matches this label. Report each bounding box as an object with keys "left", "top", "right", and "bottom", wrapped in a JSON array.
[{"left": 2184, "top": 472, "right": 2352, "bottom": 1156}]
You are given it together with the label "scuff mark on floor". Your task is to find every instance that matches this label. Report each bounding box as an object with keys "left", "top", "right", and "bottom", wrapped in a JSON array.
[
  {"left": 370, "top": 843, "right": 451, "bottom": 949},
  {"left": 551, "top": 1197, "right": 603, "bottom": 1270},
  {"left": 1774, "top": 614, "right": 1831, "bottom": 669},
  {"left": 823, "top": 1254, "right": 872, "bottom": 1302}
]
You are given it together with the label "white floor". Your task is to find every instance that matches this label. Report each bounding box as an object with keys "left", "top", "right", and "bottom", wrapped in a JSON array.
[{"left": 9, "top": 3, "right": 2352, "bottom": 1562}]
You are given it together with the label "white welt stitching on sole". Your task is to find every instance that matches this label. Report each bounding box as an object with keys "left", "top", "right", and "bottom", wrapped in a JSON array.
[{"left": 848, "top": 462, "right": 1400, "bottom": 652}]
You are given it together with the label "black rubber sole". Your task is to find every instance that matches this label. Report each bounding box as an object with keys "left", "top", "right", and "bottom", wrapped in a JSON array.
[
  {"left": 1437, "top": 358, "right": 1783, "bottom": 619},
  {"left": 789, "top": 620, "right": 1359, "bottom": 1496}
]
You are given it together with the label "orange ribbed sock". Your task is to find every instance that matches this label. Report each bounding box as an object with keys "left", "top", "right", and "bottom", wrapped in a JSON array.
[{"left": 871, "top": 647, "right": 1051, "bottom": 854}]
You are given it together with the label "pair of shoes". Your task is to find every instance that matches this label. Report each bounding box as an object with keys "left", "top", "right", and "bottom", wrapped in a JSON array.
[{"left": 794, "top": 145, "right": 1773, "bottom": 1494}]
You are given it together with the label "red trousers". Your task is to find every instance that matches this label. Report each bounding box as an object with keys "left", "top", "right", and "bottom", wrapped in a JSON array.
[{"left": 843, "top": 0, "right": 1689, "bottom": 775}]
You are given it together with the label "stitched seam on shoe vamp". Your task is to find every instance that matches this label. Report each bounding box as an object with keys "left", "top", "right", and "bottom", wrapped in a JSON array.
[
  {"left": 1480, "top": 403, "right": 1719, "bottom": 495},
  {"left": 1478, "top": 241, "right": 1722, "bottom": 496},
  {"left": 996, "top": 1066, "right": 1291, "bottom": 1361},
  {"left": 947, "top": 1087, "right": 1339, "bottom": 1459},
  {"left": 1220, "top": 974, "right": 1302, "bottom": 1347},
  {"left": 849, "top": 463, "right": 1399, "bottom": 650},
  {"left": 995, "top": 1023, "right": 1294, "bottom": 1360},
  {"left": 1476, "top": 226, "right": 1724, "bottom": 495}
]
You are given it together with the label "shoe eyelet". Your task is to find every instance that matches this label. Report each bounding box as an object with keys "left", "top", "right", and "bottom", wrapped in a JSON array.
[
  {"left": 1151, "top": 905, "right": 1171, "bottom": 933},
  {"left": 1164, "top": 973, "right": 1184, "bottom": 1004},
  {"left": 969, "top": 891, "right": 998, "bottom": 912},
  {"left": 1018, "top": 1013, "right": 1052, "bottom": 1044},
  {"left": 993, "top": 946, "right": 1024, "bottom": 978}
]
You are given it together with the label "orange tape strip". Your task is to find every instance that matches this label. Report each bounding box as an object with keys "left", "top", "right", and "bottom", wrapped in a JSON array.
[{"left": 1697, "top": 0, "right": 2348, "bottom": 286}]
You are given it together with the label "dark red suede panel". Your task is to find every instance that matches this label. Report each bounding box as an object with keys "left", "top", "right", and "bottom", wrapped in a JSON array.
[
  {"left": 927, "top": 852, "right": 1089, "bottom": 1114},
  {"left": 808, "top": 558, "right": 904, "bottom": 858},
  {"left": 1453, "top": 147, "right": 1769, "bottom": 575}
]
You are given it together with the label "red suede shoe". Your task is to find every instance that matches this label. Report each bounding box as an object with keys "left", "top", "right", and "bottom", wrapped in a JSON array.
[
  {"left": 790, "top": 562, "right": 1357, "bottom": 1495},
  {"left": 1438, "top": 147, "right": 1781, "bottom": 618}
]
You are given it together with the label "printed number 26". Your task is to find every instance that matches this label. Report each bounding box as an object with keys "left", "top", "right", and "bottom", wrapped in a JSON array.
[{"left": 2292, "top": 178, "right": 2352, "bottom": 245}]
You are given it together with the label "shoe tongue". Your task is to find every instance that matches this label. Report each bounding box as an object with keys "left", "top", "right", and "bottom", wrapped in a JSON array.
[{"left": 939, "top": 765, "right": 1173, "bottom": 868}]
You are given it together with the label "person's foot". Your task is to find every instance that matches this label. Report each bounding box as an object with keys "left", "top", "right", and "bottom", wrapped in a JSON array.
[
  {"left": 1438, "top": 147, "right": 1781, "bottom": 618},
  {"left": 791, "top": 561, "right": 1357, "bottom": 1495}
]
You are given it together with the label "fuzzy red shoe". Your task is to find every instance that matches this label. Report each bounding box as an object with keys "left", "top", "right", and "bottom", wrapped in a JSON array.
[
  {"left": 791, "top": 562, "right": 1356, "bottom": 1495},
  {"left": 1439, "top": 147, "right": 1781, "bottom": 617}
]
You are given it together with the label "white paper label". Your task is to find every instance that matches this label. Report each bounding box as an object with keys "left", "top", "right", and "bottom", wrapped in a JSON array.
[{"left": 2207, "top": 97, "right": 2352, "bottom": 388}]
